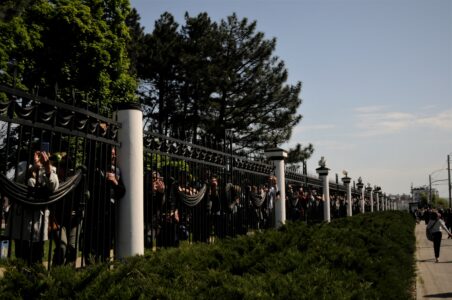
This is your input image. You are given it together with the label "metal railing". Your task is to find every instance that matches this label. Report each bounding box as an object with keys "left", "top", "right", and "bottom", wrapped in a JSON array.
[{"left": 1, "top": 84, "right": 376, "bottom": 269}]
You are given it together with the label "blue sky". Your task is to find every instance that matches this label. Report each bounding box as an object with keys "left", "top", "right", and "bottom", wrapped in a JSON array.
[{"left": 130, "top": 0, "right": 452, "bottom": 198}]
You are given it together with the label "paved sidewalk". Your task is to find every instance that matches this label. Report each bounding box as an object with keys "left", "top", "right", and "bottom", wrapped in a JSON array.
[{"left": 416, "top": 222, "right": 452, "bottom": 299}]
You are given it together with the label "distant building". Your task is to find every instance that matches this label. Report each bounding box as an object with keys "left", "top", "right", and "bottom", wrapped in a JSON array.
[
  {"left": 387, "top": 194, "right": 411, "bottom": 211},
  {"left": 412, "top": 186, "right": 427, "bottom": 203},
  {"left": 412, "top": 185, "right": 438, "bottom": 204}
]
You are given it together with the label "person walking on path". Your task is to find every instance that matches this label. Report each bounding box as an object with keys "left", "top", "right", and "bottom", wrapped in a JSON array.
[
  {"left": 427, "top": 211, "right": 452, "bottom": 263},
  {"left": 416, "top": 220, "right": 452, "bottom": 299}
]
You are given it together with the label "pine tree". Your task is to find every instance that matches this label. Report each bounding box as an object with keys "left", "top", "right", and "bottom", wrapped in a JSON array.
[{"left": 133, "top": 12, "right": 313, "bottom": 162}]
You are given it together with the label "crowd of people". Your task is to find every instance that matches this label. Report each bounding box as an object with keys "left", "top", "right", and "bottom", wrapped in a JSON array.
[
  {"left": 5, "top": 142, "right": 449, "bottom": 267},
  {"left": 143, "top": 173, "right": 280, "bottom": 248},
  {"left": 143, "top": 173, "right": 375, "bottom": 249},
  {"left": 1, "top": 141, "right": 124, "bottom": 265}
]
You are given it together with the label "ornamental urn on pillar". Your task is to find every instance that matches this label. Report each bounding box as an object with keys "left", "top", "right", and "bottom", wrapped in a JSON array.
[
  {"left": 316, "top": 156, "right": 330, "bottom": 222},
  {"left": 341, "top": 170, "right": 352, "bottom": 217}
]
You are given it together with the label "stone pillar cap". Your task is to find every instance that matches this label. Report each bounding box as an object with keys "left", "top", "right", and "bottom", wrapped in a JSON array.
[
  {"left": 342, "top": 176, "right": 351, "bottom": 183},
  {"left": 264, "top": 147, "right": 288, "bottom": 160},
  {"left": 316, "top": 166, "right": 330, "bottom": 175}
]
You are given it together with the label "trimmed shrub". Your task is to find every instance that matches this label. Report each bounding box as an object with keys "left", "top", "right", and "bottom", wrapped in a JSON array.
[{"left": 0, "top": 211, "right": 416, "bottom": 299}]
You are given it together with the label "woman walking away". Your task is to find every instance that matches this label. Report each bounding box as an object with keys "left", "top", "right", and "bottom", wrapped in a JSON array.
[{"left": 427, "top": 211, "right": 452, "bottom": 263}]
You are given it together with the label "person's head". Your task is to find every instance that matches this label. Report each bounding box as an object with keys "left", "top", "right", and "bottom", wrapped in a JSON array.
[
  {"left": 269, "top": 175, "right": 277, "bottom": 186},
  {"left": 152, "top": 171, "right": 163, "bottom": 182},
  {"left": 209, "top": 174, "right": 217, "bottom": 185},
  {"left": 111, "top": 147, "right": 117, "bottom": 164},
  {"left": 431, "top": 211, "right": 439, "bottom": 220}
]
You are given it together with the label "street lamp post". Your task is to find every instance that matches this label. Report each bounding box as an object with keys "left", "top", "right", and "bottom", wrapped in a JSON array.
[
  {"left": 448, "top": 154, "right": 451, "bottom": 208},
  {"left": 429, "top": 168, "right": 447, "bottom": 206}
]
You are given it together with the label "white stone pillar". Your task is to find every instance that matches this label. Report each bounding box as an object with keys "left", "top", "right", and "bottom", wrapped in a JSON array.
[
  {"left": 375, "top": 191, "right": 380, "bottom": 212},
  {"left": 357, "top": 177, "right": 364, "bottom": 213},
  {"left": 316, "top": 157, "right": 330, "bottom": 222},
  {"left": 116, "top": 103, "right": 144, "bottom": 258},
  {"left": 367, "top": 185, "right": 373, "bottom": 212},
  {"left": 342, "top": 175, "right": 352, "bottom": 217},
  {"left": 264, "top": 148, "right": 287, "bottom": 228}
]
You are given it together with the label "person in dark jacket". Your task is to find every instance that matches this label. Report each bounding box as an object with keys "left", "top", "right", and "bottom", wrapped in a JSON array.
[
  {"left": 83, "top": 145, "right": 125, "bottom": 264},
  {"left": 50, "top": 155, "right": 88, "bottom": 266}
]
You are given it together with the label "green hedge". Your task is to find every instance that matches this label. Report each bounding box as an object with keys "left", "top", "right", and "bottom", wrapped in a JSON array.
[{"left": 0, "top": 211, "right": 416, "bottom": 299}]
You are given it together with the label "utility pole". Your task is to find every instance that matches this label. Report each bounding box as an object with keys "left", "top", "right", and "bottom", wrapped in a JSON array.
[
  {"left": 448, "top": 154, "right": 451, "bottom": 208},
  {"left": 429, "top": 174, "right": 432, "bottom": 204}
]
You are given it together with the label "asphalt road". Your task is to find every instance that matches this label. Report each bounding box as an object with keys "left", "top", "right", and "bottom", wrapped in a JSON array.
[{"left": 416, "top": 222, "right": 452, "bottom": 299}]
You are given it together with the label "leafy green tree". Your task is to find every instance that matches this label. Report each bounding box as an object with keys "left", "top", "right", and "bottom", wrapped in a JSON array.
[
  {"left": 419, "top": 192, "right": 428, "bottom": 208},
  {"left": 0, "top": 0, "right": 137, "bottom": 109},
  {"left": 431, "top": 194, "right": 449, "bottom": 209},
  {"left": 0, "top": 0, "right": 32, "bottom": 22}
]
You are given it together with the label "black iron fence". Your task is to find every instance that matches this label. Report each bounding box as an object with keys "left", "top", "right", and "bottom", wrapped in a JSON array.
[
  {"left": 0, "top": 85, "right": 120, "bottom": 267},
  {"left": 1, "top": 84, "right": 379, "bottom": 269}
]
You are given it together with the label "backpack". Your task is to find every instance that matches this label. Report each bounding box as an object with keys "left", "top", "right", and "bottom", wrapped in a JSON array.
[{"left": 426, "top": 220, "right": 438, "bottom": 241}]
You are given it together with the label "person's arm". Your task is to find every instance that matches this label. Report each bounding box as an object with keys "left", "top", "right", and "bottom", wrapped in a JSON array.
[
  {"left": 113, "top": 175, "right": 126, "bottom": 200},
  {"left": 38, "top": 151, "right": 59, "bottom": 191},
  {"left": 440, "top": 220, "right": 452, "bottom": 236},
  {"left": 46, "top": 171, "right": 59, "bottom": 191}
]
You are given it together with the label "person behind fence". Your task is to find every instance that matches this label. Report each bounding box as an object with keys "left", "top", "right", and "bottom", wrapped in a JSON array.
[
  {"left": 144, "top": 171, "right": 165, "bottom": 248},
  {"left": 246, "top": 184, "right": 265, "bottom": 230},
  {"left": 209, "top": 174, "right": 224, "bottom": 239},
  {"left": 308, "top": 189, "right": 323, "bottom": 221},
  {"left": 427, "top": 210, "right": 452, "bottom": 263},
  {"left": 264, "top": 175, "right": 277, "bottom": 228},
  {"left": 158, "top": 174, "right": 181, "bottom": 247},
  {"left": 286, "top": 185, "right": 302, "bottom": 222},
  {"left": 226, "top": 183, "right": 243, "bottom": 236},
  {"left": 49, "top": 154, "right": 87, "bottom": 266},
  {"left": 188, "top": 172, "right": 210, "bottom": 243},
  {"left": 83, "top": 146, "right": 125, "bottom": 263},
  {"left": 7, "top": 147, "right": 59, "bottom": 264}
]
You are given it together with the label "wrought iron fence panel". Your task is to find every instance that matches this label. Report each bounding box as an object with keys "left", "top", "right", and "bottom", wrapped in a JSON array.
[
  {"left": 143, "top": 131, "right": 275, "bottom": 248},
  {"left": 0, "top": 85, "right": 119, "bottom": 269}
]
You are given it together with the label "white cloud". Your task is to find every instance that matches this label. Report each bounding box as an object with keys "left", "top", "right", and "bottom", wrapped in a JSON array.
[
  {"left": 355, "top": 109, "right": 415, "bottom": 137},
  {"left": 354, "top": 107, "right": 452, "bottom": 137},
  {"left": 353, "top": 105, "right": 388, "bottom": 114},
  {"left": 418, "top": 109, "right": 452, "bottom": 130}
]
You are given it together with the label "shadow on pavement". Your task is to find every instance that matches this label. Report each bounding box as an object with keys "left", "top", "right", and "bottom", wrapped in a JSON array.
[
  {"left": 424, "top": 292, "right": 452, "bottom": 298},
  {"left": 417, "top": 259, "right": 435, "bottom": 263}
]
